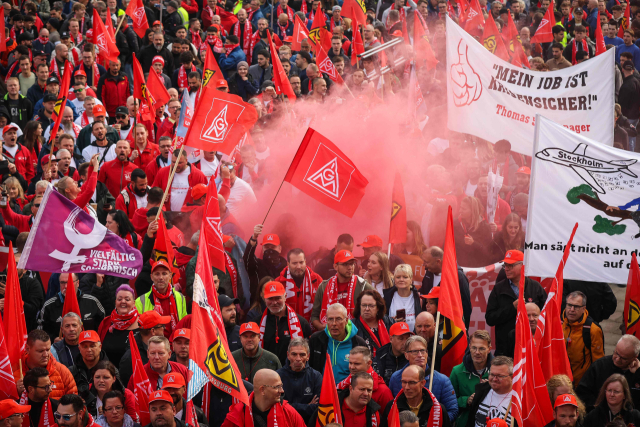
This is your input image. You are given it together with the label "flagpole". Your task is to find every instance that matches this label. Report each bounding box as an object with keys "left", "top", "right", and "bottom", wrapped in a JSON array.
[
  {"left": 387, "top": 243, "right": 391, "bottom": 258},
  {"left": 428, "top": 310, "right": 440, "bottom": 390},
  {"left": 503, "top": 397, "right": 513, "bottom": 421},
  {"left": 155, "top": 143, "right": 185, "bottom": 221},
  {"left": 261, "top": 178, "right": 285, "bottom": 225},
  {"left": 114, "top": 13, "right": 126, "bottom": 35}
]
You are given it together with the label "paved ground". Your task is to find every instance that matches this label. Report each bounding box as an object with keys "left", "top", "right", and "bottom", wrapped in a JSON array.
[{"left": 601, "top": 283, "right": 626, "bottom": 355}]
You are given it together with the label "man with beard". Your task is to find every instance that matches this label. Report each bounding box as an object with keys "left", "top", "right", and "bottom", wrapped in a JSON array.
[
  {"left": 146, "top": 390, "right": 180, "bottom": 427},
  {"left": 232, "top": 9, "right": 257, "bottom": 57},
  {"left": 79, "top": 108, "right": 119, "bottom": 162},
  {"left": 220, "top": 294, "right": 242, "bottom": 352},
  {"left": 130, "top": 124, "right": 159, "bottom": 171},
  {"left": 162, "top": 373, "right": 206, "bottom": 425},
  {"left": 232, "top": 323, "right": 282, "bottom": 382},
  {"left": 171, "top": 52, "right": 201, "bottom": 95},
  {"left": 274, "top": 248, "right": 323, "bottom": 324},
  {"left": 111, "top": 106, "right": 134, "bottom": 142},
  {"left": 21, "top": 368, "right": 59, "bottom": 427},
  {"left": 187, "top": 72, "right": 201, "bottom": 98},
  {"left": 115, "top": 168, "right": 150, "bottom": 219},
  {"left": 51, "top": 313, "right": 84, "bottom": 368},
  {"left": 257, "top": 281, "right": 312, "bottom": 366},
  {"left": 139, "top": 31, "right": 175, "bottom": 76},
  {"left": 145, "top": 136, "right": 172, "bottom": 185},
  {"left": 97, "top": 140, "right": 138, "bottom": 199},
  {"left": 44, "top": 106, "right": 82, "bottom": 143},
  {"left": 244, "top": 224, "right": 288, "bottom": 303}
]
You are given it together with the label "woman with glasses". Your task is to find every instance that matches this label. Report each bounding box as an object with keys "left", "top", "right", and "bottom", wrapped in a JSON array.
[
  {"left": 454, "top": 196, "right": 492, "bottom": 267},
  {"left": 97, "top": 285, "right": 140, "bottom": 365},
  {"left": 353, "top": 289, "right": 395, "bottom": 358},
  {"left": 383, "top": 264, "right": 422, "bottom": 331},
  {"left": 85, "top": 361, "right": 137, "bottom": 421},
  {"left": 583, "top": 374, "right": 640, "bottom": 426},
  {"left": 94, "top": 390, "right": 141, "bottom": 427}
]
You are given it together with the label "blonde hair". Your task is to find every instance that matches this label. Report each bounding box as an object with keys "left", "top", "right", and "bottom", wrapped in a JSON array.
[
  {"left": 460, "top": 196, "right": 484, "bottom": 232},
  {"left": 406, "top": 220, "right": 427, "bottom": 257},
  {"left": 394, "top": 264, "right": 414, "bottom": 280},
  {"left": 547, "top": 374, "right": 586, "bottom": 421},
  {"left": 364, "top": 252, "right": 394, "bottom": 289},
  {"left": 4, "top": 177, "right": 25, "bottom": 202}
]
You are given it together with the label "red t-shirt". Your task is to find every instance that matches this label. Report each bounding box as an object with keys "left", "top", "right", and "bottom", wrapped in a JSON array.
[
  {"left": 337, "top": 281, "right": 350, "bottom": 304},
  {"left": 342, "top": 401, "right": 368, "bottom": 427}
]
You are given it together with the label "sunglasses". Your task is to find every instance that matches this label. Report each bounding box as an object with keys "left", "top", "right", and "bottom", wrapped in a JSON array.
[
  {"left": 54, "top": 412, "right": 76, "bottom": 422},
  {"left": 116, "top": 115, "right": 128, "bottom": 119}
]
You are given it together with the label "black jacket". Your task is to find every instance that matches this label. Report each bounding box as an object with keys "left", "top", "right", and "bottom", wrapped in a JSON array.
[
  {"left": 276, "top": 360, "right": 323, "bottom": 421},
  {"left": 383, "top": 286, "right": 422, "bottom": 322},
  {"left": 163, "top": 11, "right": 183, "bottom": 37},
  {"left": 139, "top": 44, "right": 176, "bottom": 77},
  {"left": 374, "top": 342, "right": 408, "bottom": 385},
  {"left": 583, "top": 400, "right": 640, "bottom": 427},
  {"left": 453, "top": 219, "right": 493, "bottom": 268},
  {"left": 577, "top": 355, "right": 640, "bottom": 411},
  {"left": 381, "top": 387, "right": 451, "bottom": 427},
  {"left": 562, "top": 279, "right": 617, "bottom": 323},
  {"left": 619, "top": 73, "right": 640, "bottom": 120},
  {"left": 204, "top": 379, "right": 253, "bottom": 427},
  {"left": 227, "top": 72, "right": 260, "bottom": 102},
  {"left": 352, "top": 315, "right": 395, "bottom": 370},
  {"left": 485, "top": 276, "right": 546, "bottom": 355},
  {"left": 308, "top": 329, "right": 367, "bottom": 375},
  {"left": 0, "top": 93, "right": 33, "bottom": 129},
  {"left": 242, "top": 241, "right": 287, "bottom": 303},
  {"left": 118, "top": 331, "right": 148, "bottom": 388},
  {"left": 310, "top": 388, "right": 381, "bottom": 427},
  {"left": 37, "top": 290, "right": 106, "bottom": 341},
  {"left": 178, "top": 397, "right": 208, "bottom": 426},
  {"left": 68, "top": 350, "right": 112, "bottom": 400},
  {"left": 52, "top": 340, "right": 79, "bottom": 368},
  {"left": 78, "top": 273, "right": 129, "bottom": 315},
  {"left": 420, "top": 267, "right": 472, "bottom": 331},
  {"left": 14, "top": 272, "right": 45, "bottom": 332},
  {"left": 465, "top": 382, "right": 519, "bottom": 427},
  {"left": 225, "top": 324, "right": 242, "bottom": 352},
  {"left": 261, "top": 307, "right": 312, "bottom": 366}
]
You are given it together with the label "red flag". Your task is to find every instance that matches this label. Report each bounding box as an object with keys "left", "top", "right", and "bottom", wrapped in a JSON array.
[
  {"left": 317, "top": 46, "right": 344, "bottom": 84},
  {"left": 595, "top": 11, "right": 606, "bottom": 55},
  {"left": 413, "top": 11, "right": 438, "bottom": 70},
  {"left": 182, "top": 88, "right": 258, "bottom": 155},
  {"left": 309, "top": 9, "right": 331, "bottom": 53},
  {"left": 0, "top": 8, "right": 6, "bottom": 53},
  {"left": 105, "top": 7, "right": 117, "bottom": 41},
  {"left": 456, "top": 0, "right": 469, "bottom": 23},
  {"left": 0, "top": 319, "right": 17, "bottom": 399},
  {"left": 315, "top": 355, "right": 342, "bottom": 427},
  {"left": 293, "top": 14, "right": 310, "bottom": 51},
  {"left": 618, "top": 1, "right": 630, "bottom": 38},
  {"left": 482, "top": 13, "right": 510, "bottom": 61},
  {"left": 463, "top": 0, "right": 485, "bottom": 34},
  {"left": 624, "top": 253, "right": 640, "bottom": 337},
  {"left": 438, "top": 207, "right": 467, "bottom": 376},
  {"left": 125, "top": 0, "right": 149, "bottom": 38},
  {"left": 340, "top": 0, "right": 366, "bottom": 27},
  {"left": 513, "top": 268, "right": 554, "bottom": 427},
  {"left": 267, "top": 30, "right": 297, "bottom": 102},
  {"left": 92, "top": 9, "right": 120, "bottom": 62},
  {"left": 202, "top": 183, "right": 227, "bottom": 273},
  {"left": 202, "top": 43, "right": 224, "bottom": 90},
  {"left": 351, "top": 18, "right": 365, "bottom": 66},
  {"left": 48, "top": 60, "right": 72, "bottom": 145},
  {"left": 152, "top": 212, "right": 180, "bottom": 282},
  {"left": 534, "top": 223, "right": 577, "bottom": 382},
  {"left": 61, "top": 272, "right": 81, "bottom": 318},
  {"left": 132, "top": 54, "right": 156, "bottom": 121},
  {"left": 3, "top": 242, "right": 26, "bottom": 371},
  {"left": 147, "top": 60, "right": 171, "bottom": 107},
  {"left": 389, "top": 173, "right": 407, "bottom": 245},
  {"left": 530, "top": 0, "right": 555, "bottom": 43},
  {"left": 129, "top": 331, "right": 152, "bottom": 425},
  {"left": 284, "top": 128, "right": 369, "bottom": 218},
  {"left": 190, "top": 232, "right": 249, "bottom": 405},
  {"left": 387, "top": 401, "right": 401, "bottom": 427}
]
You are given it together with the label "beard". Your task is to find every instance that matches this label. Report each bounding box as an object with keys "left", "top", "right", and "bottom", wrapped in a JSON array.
[{"left": 133, "top": 186, "right": 147, "bottom": 197}]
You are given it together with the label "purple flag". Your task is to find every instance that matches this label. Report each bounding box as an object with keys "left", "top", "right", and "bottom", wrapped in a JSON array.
[{"left": 17, "top": 186, "right": 143, "bottom": 279}]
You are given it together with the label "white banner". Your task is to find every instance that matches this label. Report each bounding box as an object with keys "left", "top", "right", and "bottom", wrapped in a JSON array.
[
  {"left": 525, "top": 115, "right": 640, "bottom": 284},
  {"left": 446, "top": 16, "right": 615, "bottom": 156}
]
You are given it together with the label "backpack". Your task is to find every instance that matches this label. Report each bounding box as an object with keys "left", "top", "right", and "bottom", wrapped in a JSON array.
[{"left": 581, "top": 316, "right": 604, "bottom": 367}]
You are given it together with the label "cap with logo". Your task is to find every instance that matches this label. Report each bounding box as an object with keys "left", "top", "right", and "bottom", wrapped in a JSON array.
[
  {"left": 171, "top": 328, "right": 191, "bottom": 341},
  {"left": 334, "top": 250, "right": 355, "bottom": 264},
  {"left": 162, "top": 372, "right": 186, "bottom": 389},
  {"left": 191, "top": 183, "right": 207, "bottom": 200},
  {"left": 139, "top": 310, "right": 171, "bottom": 329},
  {"left": 74, "top": 69, "right": 87, "bottom": 77},
  {"left": 239, "top": 322, "right": 260, "bottom": 335},
  {"left": 115, "top": 106, "right": 129, "bottom": 116},
  {"left": 389, "top": 322, "right": 412, "bottom": 336},
  {"left": 216, "top": 79, "right": 228, "bottom": 88},
  {"left": 218, "top": 294, "right": 240, "bottom": 308},
  {"left": 93, "top": 104, "right": 107, "bottom": 117},
  {"left": 151, "top": 259, "right": 172, "bottom": 273},
  {"left": 60, "top": 31, "right": 70, "bottom": 39},
  {"left": 421, "top": 286, "right": 440, "bottom": 300},
  {"left": 261, "top": 234, "right": 280, "bottom": 246},
  {"left": 516, "top": 166, "right": 531, "bottom": 175},
  {"left": 263, "top": 281, "right": 285, "bottom": 299},
  {"left": 2, "top": 124, "right": 19, "bottom": 134},
  {"left": 554, "top": 394, "right": 578, "bottom": 409},
  {"left": 46, "top": 76, "right": 59, "bottom": 85},
  {"left": 502, "top": 250, "right": 524, "bottom": 264},
  {"left": 486, "top": 419, "right": 508, "bottom": 427},
  {"left": 358, "top": 235, "right": 383, "bottom": 248},
  {"left": 152, "top": 56, "right": 165, "bottom": 66},
  {"left": 78, "top": 330, "right": 101, "bottom": 344},
  {"left": 0, "top": 400, "right": 30, "bottom": 421},
  {"left": 43, "top": 93, "right": 57, "bottom": 103},
  {"left": 40, "top": 154, "right": 60, "bottom": 166},
  {"left": 149, "top": 390, "right": 173, "bottom": 404}
]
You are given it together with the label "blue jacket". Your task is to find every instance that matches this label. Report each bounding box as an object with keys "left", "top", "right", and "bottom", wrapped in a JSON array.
[
  {"left": 277, "top": 360, "right": 323, "bottom": 420},
  {"left": 585, "top": 6, "right": 599, "bottom": 37},
  {"left": 219, "top": 46, "right": 247, "bottom": 79},
  {"left": 250, "top": 9, "right": 265, "bottom": 27},
  {"left": 617, "top": 44, "right": 640, "bottom": 71},
  {"left": 389, "top": 363, "right": 459, "bottom": 421}
]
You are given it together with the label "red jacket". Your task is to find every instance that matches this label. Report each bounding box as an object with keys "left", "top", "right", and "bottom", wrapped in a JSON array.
[
  {"left": 145, "top": 155, "right": 169, "bottom": 186},
  {"left": 156, "top": 118, "right": 176, "bottom": 143},
  {"left": 132, "top": 207, "right": 150, "bottom": 235},
  {"left": 3, "top": 143, "right": 34, "bottom": 182},
  {"left": 152, "top": 164, "right": 208, "bottom": 210},
  {"left": 133, "top": 141, "right": 160, "bottom": 171},
  {"left": 0, "top": 204, "right": 32, "bottom": 232},
  {"left": 128, "top": 361, "right": 189, "bottom": 396},
  {"left": 115, "top": 183, "right": 149, "bottom": 219},
  {"left": 97, "top": 72, "right": 131, "bottom": 117},
  {"left": 98, "top": 159, "right": 138, "bottom": 201},
  {"left": 222, "top": 394, "right": 307, "bottom": 427},
  {"left": 75, "top": 166, "right": 97, "bottom": 212}
]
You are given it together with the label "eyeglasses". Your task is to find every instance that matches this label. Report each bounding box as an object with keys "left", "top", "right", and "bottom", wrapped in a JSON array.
[
  {"left": 116, "top": 115, "right": 128, "bottom": 119},
  {"left": 470, "top": 346, "right": 488, "bottom": 353},
  {"left": 326, "top": 317, "right": 346, "bottom": 324},
  {"left": 405, "top": 349, "right": 428, "bottom": 355},
  {"left": 33, "top": 203, "right": 40, "bottom": 207},
  {"left": 566, "top": 303, "right": 585, "bottom": 310},
  {"left": 488, "top": 373, "right": 512, "bottom": 380},
  {"left": 614, "top": 350, "right": 633, "bottom": 362},
  {"left": 400, "top": 380, "right": 421, "bottom": 386},
  {"left": 54, "top": 412, "right": 77, "bottom": 422},
  {"left": 503, "top": 262, "right": 522, "bottom": 270},
  {"left": 103, "top": 406, "right": 124, "bottom": 412},
  {"left": 36, "top": 384, "right": 52, "bottom": 391},
  {"left": 263, "top": 384, "right": 284, "bottom": 390},
  {"left": 606, "top": 389, "right": 623, "bottom": 395},
  {"left": 8, "top": 413, "right": 25, "bottom": 419},
  {"left": 361, "top": 304, "right": 376, "bottom": 309},
  {"left": 59, "top": 279, "right": 79, "bottom": 285}
]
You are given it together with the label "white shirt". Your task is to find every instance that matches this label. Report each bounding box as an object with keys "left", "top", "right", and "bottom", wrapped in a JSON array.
[
  {"left": 433, "top": 274, "right": 441, "bottom": 288},
  {"left": 3, "top": 144, "right": 18, "bottom": 157},
  {"left": 374, "top": 280, "right": 384, "bottom": 297},
  {"left": 224, "top": 177, "right": 257, "bottom": 216},
  {"left": 81, "top": 143, "right": 117, "bottom": 166},
  {"left": 199, "top": 157, "right": 220, "bottom": 182},
  {"left": 389, "top": 292, "right": 416, "bottom": 330},
  {"left": 134, "top": 193, "right": 148, "bottom": 209},
  {"left": 170, "top": 166, "right": 191, "bottom": 211},
  {"left": 465, "top": 180, "right": 478, "bottom": 197},
  {"left": 476, "top": 390, "right": 516, "bottom": 427},
  {"left": 255, "top": 146, "right": 270, "bottom": 160}
]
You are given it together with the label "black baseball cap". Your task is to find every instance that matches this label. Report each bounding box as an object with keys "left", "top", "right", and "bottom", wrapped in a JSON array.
[
  {"left": 60, "top": 31, "right": 70, "bottom": 39},
  {"left": 623, "top": 60, "right": 635, "bottom": 71},
  {"left": 43, "top": 93, "right": 57, "bottom": 103},
  {"left": 46, "top": 76, "right": 59, "bottom": 85},
  {"left": 218, "top": 294, "right": 240, "bottom": 308},
  {"left": 115, "top": 106, "right": 129, "bottom": 116},
  {"left": 33, "top": 49, "right": 47, "bottom": 57}
]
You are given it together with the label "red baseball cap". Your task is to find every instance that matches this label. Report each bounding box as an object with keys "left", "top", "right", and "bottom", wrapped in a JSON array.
[
  {"left": 152, "top": 20, "right": 162, "bottom": 26},
  {"left": 139, "top": 310, "right": 171, "bottom": 329},
  {"left": 261, "top": 234, "right": 280, "bottom": 246},
  {"left": 264, "top": 281, "right": 286, "bottom": 298},
  {"left": 2, "top": 124, "right": 18, "bottom": 134},
  {"left": 171, "top": 328, "right": 191, "bottom": 341},
  {"left": 74, "top": 69, "right": 87, "bottom": 77},
  {"left": 78, "top": 330, "right": 100, "bottom": 344},
  {"left": 151, "top": 259, "right": 172, "bottom": 273},
  {"left": 334, "top": 250, "right": 355, "bottom": 264},
  {"left": 92, "top": 104, "right": 107, "bottom": 117},
  {"left": 149, "top": 390, "right": 173, "bottom": 405},
  {"left": 389, "top": 322, "right": 412, "bottom": 337},
  {"left": 162, "top": 373, "right": 186, "bottom": 389},
  {"left": 358, "top": 235, "right": 383, "bottom": 248},
  {"left": 283, "top": 36, "right": 293, "bottom": 42},
  {"left": 517, "top": 166, "right": 531, "bottom": 175},
  {"left": 0, "top": 400, "right": 30, "bottom": 421},
  {"left": 239, "top": 322, "right": 259, "bottom": 335},
  {"left": 502, "top": 250, "right": 524, "bottom": 264},
  {"left": 554, "top": 394, "right": 579, "bottom": 409},
  {"left": 40, "top": 154, "right": 60, "bottom": 166},
  {"left": 191, "top": 184, "right": 207, "bottom": 200},
  {"left": 421, "top": 286, "right": 440, "bottom": 299},
  {"left": 487, "top": 419, "right": 508, "bottom": 427},
  {"left": 216, "top": 79, "right": 228, "bottom": 88}
]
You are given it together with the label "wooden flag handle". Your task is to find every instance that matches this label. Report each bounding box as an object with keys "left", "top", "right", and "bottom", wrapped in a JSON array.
[
  {"left": 504, "top": 396, "right": 513, "bottom": 421},
  {"left": 155, "top": 143, "right": 185, "bottom": 221},
  {"left": 18, "top": 359, "right": 22, "bottom": 379},
  {"left": 428, "top": 311, "right": 441, "bottom": 390}
]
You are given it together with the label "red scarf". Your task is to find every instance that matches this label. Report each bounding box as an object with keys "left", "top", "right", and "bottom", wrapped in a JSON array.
[
  {"left": 224, "top": 252, "right": 238, "bottom": 298},
  {"left": 278, "top": 20, "right": 290, "bottom": 37},
  {"left": 249, "top": 30, "right": 261, "bottom": 60},
  {"left": 258, "top": 304, "right": 303, "bottom": 346},
  {"left": 571, "top": 38, "right": 588, "bottom": 65},
  {"left": 205, "top": 34, "right": 224, "bottom": 53},
  {"left": 233, "top": 19, "right": 253, "bottom": 55},
  {"left": 281, "top": 267, "right": 316, "bottom": 321},
  {"left": 72, "top": 31, "right": 83, "bottom": 46},
  {"left": 320, "top": 274, "right": 357, "bottom": 324},
  {"left": 301, "top": 0, "right": 307, "bottom": 14},
  {"left": 80, "top": 15, "right": 86, "bottom": 33},
  {"left": 337, "top": 366, "right": 383, "bottom": 390},
  {"left": 178, "top": 64, "right": 196, "bottom": 89},
  {"left": 225, "top": 42, "right": 240, "bottom": 56},
  {"left": 5, "top": 61, "right": 19, "bottom": 82},
  {"left": 247, "top": 8, "right": 258, "bottom": 23},
  {"left": 50, "top": 57, "right": 62, "bottom": 81},
  {"left": 37, "top": 35, "right": 48, "bottom": 45},
  {"left": 151, "top": 284, "right": 179, "bottom": 331},
  {"left": 389, "top": 389, "right": 443, "bottom": 427},
  {"left": 10, "top": 27, "right": 24, "bottom": 40},
  {"left": 358, "top": 317, "right": 390, "bottom": 356},
  {"left": 330, "top": 17, "right": 341, "bottom": 31},
  {"left": 277, "top": 4, "right": 295, "bottom": 21},
  {"left": 243, "top": 393, "right": 287, "bottom": 427},
  {"left": 109, "top": 308, "right": 139, "bottom": 332},
  {"left": 192, "top": 31, "right": 203, "bottom": 51},
  {"left": 80, "top": 111, "right": 90, "bottom": 127},
  {"left": 390, "top": 3, "right": 406, "bottom": 23},
  {"left": 20, "top": 394, "right": 54, "bottom": 427}
]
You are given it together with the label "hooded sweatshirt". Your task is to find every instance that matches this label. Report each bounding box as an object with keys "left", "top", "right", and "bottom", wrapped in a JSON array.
[{"left": 326, "top": 320, "right": 359, "bottom": 383}]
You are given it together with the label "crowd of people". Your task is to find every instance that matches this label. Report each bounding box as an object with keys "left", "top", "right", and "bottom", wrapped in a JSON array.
[{"left": 0, "top": 0, "right": 634, "bottom": 425}]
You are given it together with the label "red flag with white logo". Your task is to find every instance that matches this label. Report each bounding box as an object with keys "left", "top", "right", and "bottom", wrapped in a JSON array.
[
  {"left": 92, "top": 8, "right": 120, "bottom": 62},
  {"left": 316, "top": 46, "right": 344, "bottom": 84},
  {"left": 182, "top": 88, "right": 258, "bottom": 155},
  {"left": 3, "top": 242, "right": 26, "bottom": 371},
  {"left": 202, "top": 183, "right": 227, "bottom": 273},
  {"left": 0, "top": 318, "right": 17, "bottom": 400},
  {"left": 284, "top": 128, "right": 369, "bottom": 218},
  {"left": 293, "top": 14, "right": 310, "bottom": 51},
  {"left": 267, "top": 30, "right": 297, "bottom": 102},
  {"left": 132, "top": 54, "right": 156, "bottom": 122},
  {"left": 125, "top": 0, "right": 149, "bottom": 38},
  {"left": 146, "top": 63, "right": 171, "bottom": 108},
  {"left": 130, "top": 330, "right": 153, "bottom": 425},
  {"left": 463, "top": 0, "right": 485, "bottom": 35},
  {"left": 530, "top": 0, "right": 555, "bottom": 43}
]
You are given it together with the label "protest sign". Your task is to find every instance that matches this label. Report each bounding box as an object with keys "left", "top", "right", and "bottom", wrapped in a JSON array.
[
  {"left": 526, "top": 115, "right": 640, "bottom": 284},
  {"left": 462, "top": 263, "right": 500, "bottom": 347},
  {"left": 18, "top": 186, "right": 143, "bottom": 279},
  {"left": 446, "top": 16, "right": 614, "bottom": 156}
]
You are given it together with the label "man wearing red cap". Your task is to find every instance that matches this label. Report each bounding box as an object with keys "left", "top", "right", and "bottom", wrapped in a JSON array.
[
  {"left": 135, "top": 260, "right": 188, "bottom": 339},
  {"left": 485, "top": 250, "right": 546, "bottom": 356},
  {"left": 0, "top": 399, "right": 30, "bottom": 427},
  {"left": 244, "top": 224, "right": 288, "bottom": 300},
  {"left": 545, "top": 394, "right": 580, "bottom": 427},
  {"left": 505, "top": 166, "right": 531, "bottom": 211},
  {"left": 2, "top": 123, "right": 34, "bottom": 182},
  {"left": 147, "top": 390, "right": 180, "bottom": 427},
  {"left": 256, "top": 281, "right": 312, "bottom": 365},
  {"left": 232, "top": 322, "right": 282, "bottom": 382},
  {"left": 68, "top": 331, "right": 109, "bottom": 399},
  {"left": 274, "top": 248, "right": 323, "bottom": 324},
  {"left": 375, "top": 322, "right": 411, "bottom": 385},
  {"left": 170, "top": 329, "right": 190, "bottom": 368},
  {"left": 311, "top": 249, "right": 373, "bottom": 331},
  {"left": 162, "top": 372, "right": 206, "bottom": 425}
]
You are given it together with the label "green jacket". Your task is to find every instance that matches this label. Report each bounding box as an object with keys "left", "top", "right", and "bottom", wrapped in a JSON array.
[
  {"left": 135, "top": 287, "right": 188, "bottom": 319},
  {"left": 231, "top": 346, "right": 281, "bottom": 383},
  {"left": 450, "top": 352, "right": 493, "bottom": 427}
]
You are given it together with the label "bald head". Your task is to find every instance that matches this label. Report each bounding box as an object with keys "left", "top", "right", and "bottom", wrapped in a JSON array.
[
  {"left": 415, "top": 311, "right": 435, "bottom": 341},
  {"left": 526, "top": 303, "right": 540, "bottom": 334},
  {"left": 253, "top": 369, "right": 282, "bottom": 410},
  {"left": 253, "top": 369, "right": 279, "bottom": 387}
]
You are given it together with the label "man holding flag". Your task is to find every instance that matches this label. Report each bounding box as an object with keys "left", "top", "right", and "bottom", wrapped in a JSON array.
[{"left": 464, "top": 356, "right": 516, "bottom": 426}]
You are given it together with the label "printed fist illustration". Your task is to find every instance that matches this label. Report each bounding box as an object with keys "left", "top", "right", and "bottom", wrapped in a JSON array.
[{"left": 450, "top": 40, "right": 482, "bottom": 107}]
